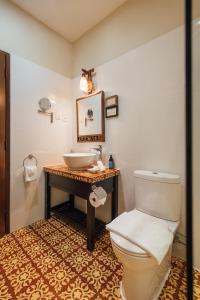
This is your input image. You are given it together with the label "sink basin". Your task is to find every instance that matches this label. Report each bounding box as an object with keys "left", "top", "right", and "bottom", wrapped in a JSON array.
[{"left": 63, "top": 153, "right": 97, "bottom": 170}]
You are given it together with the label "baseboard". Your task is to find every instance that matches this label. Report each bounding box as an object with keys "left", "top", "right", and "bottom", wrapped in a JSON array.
[{"left": 51, "top": 200, "right": 70, "bottom": 211}]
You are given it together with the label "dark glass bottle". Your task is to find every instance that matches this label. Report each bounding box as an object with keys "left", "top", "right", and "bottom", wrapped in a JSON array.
[{"left": 108, "top": 155, "right": 114, "bottom": 169}]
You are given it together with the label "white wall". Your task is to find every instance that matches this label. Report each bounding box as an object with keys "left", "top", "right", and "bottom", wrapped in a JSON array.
[
  {"left": 72, "top": 25, "right": 186, "bottom": 250},
  {"left": 10, "top": 54, "right": 72, "bottom": 231},
  {"left": 0, "top": 0, "right": 72, "bottom": 78},
  {"left": 73, "top": 0, "right": 199, "bottom": 77}
]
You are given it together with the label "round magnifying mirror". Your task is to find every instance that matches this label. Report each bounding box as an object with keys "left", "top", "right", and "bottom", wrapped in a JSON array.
[{"left": 38, "top": 97, "right": 51, "bottom": 112}]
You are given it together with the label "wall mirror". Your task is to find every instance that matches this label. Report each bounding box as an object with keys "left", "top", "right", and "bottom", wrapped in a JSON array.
[{"left": 76, "top": 91, "right": 105, "bottom": 142}]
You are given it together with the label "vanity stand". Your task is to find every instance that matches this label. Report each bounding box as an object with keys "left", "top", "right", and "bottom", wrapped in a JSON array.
[{"left": 44, "top": 164, "right": 119, "bottom": 251}]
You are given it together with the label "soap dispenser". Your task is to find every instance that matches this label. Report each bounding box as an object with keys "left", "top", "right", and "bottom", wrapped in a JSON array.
[{"left": 108, "top": 155, "right": 114, "bottom": 169}]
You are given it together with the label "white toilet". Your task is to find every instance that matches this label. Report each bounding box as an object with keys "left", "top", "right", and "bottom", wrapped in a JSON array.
[{"left": 109, "top": 170, "right": 181, "bottom": 300}]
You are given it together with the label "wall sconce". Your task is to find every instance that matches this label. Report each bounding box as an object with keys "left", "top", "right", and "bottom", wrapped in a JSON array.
[{"left": 80, "top": 68, "right": 94, "bottom": 94}]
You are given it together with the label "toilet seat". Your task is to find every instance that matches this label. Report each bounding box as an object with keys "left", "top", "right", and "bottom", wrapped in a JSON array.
[
  {"left": 110, "top": 232, "right": 150, "bottom": 257},
  {"left": 110, "top": 209, "right": 179, "bottom": 257}
]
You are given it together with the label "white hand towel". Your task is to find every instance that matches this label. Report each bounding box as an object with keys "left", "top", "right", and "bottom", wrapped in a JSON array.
[
  {"left": 89, "top": 186, "right": 107, "bottom": 208},
  {"left": 24, "top": 165, "right": 38, "bottom": 182},
  {"left": 106, "top": 210, "right": 174, "bottom": 264},
  {"left": 97, "top": 160, "right": 106, "bottom": 171}
]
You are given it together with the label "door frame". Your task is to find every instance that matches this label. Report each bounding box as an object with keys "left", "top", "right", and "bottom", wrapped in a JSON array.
[
  {"left": 185, "top": 0, "right": 194, "bottom": 298},
  {"left": 0, "top": 49, "right": 10, "bottom": 234}
]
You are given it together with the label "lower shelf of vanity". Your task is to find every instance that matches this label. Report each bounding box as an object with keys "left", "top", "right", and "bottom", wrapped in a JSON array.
[{"left": 51, "top": 201, "right": 106, "bottom": 239}]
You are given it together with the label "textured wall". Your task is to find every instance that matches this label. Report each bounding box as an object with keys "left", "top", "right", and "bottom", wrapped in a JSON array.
[
  {"left": 10, "top": 54, "right": 72, "bottom": 231},
  {"left": 0, "top": 0, "right": 72, "bottom": 77}
]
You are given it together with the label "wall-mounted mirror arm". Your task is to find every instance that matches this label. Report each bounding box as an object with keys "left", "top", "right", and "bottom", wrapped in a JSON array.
[
  {"left": 38, "top": 110, "right": 54, "bottom": 123},
  {"left": 38, "top": 97, "right": 54, "bottom": 123}
]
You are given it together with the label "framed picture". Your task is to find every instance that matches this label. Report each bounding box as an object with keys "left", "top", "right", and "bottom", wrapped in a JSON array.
[
  {"left": 106, "top": 105, "right": 118, "bottom": 118},
  {"left": 105, "top": 95, "right": 119, "bottom": 118},
  {"left": 76, "top": 91, "right": 105, "bottom": 142},
  {"left": 105, "top": 95, "right": 118, "bottom": 107}
]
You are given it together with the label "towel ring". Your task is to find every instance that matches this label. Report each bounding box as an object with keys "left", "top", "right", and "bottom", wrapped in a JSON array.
[{"left": 23, "top": 154, "right": 38, "bottom": 167}]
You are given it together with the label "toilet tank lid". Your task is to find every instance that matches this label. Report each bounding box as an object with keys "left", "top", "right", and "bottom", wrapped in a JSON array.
[{"left": 134, "top": 170, "right": 181, "bottom": 184}]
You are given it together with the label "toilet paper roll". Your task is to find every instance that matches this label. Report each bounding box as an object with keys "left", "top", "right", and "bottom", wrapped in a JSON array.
[{"left": 89, "top": 187, "right": 107, "bottom": 208}]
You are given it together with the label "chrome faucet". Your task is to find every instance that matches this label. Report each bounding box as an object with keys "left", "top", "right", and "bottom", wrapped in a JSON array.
[{"left": 89, "top": 145, "right": 102, "bottom": 161}]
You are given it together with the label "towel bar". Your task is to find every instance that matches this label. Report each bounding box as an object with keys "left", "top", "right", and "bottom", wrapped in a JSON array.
[{"left": 23, "top": 154, "right": 38, "bottom": 167}]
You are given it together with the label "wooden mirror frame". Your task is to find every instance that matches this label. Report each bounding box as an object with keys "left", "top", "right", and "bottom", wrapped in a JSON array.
[{"left": 76, "top": 91, "right": 105, "bottom": 142}]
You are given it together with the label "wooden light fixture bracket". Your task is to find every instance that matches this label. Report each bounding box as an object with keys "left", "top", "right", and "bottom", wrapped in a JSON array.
[{"left": 81, "top": 68, "right": 95, "bottom": 94}]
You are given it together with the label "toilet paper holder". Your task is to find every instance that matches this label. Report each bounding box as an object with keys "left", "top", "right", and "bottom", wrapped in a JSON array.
[
  {"left": 23, "top": 154, "right": 38, "bottom": 167},
  {"left": 91, "top": 185, "right": 107, "bottom": 198},
  {"left": 91, "top": 185, "right": 97, "bottom": 191}
]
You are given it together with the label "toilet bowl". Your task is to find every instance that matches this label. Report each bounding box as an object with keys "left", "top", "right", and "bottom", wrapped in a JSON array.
[
  {"left": 108, "top": 170, "right": 181, "bottom": 300},
  {"left": 110, "top": 211, "right": 179, "bottom": 300}
]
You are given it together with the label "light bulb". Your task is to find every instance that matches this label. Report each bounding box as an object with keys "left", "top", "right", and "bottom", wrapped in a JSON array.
[
  {"left": 80, "top": 75, "right": 88, "bottom": 93},
  {"left": 87, "top": 80, "right": 93, "bottom": 93}
]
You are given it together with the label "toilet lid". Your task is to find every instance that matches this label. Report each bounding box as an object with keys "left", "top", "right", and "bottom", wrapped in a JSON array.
[{"left": 110, "top": 209, "right": 179, "bottom": 257}]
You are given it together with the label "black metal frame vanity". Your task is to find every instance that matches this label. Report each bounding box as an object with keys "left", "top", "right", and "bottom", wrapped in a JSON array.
[{"left": 44, "top": 165, "right": 119, "bottom": 250}]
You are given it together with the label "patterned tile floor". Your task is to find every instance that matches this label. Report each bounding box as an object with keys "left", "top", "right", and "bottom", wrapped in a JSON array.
[{"left": 0, "top": 216, "right": 199, "bottom": 300}]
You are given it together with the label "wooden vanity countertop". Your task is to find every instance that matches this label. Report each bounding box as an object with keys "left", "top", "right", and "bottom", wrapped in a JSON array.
[{"left": 44, "top": 164, "right": 120, "bottom": 184}]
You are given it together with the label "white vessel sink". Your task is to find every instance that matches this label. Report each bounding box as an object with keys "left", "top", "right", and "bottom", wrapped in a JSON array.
[{"left": 63, "top": 153, "right": 97, "bottom": 170}]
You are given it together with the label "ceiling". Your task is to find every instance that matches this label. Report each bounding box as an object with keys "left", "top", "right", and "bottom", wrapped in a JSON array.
[{"left": 11, "top": 0, "right": 127, "bottom": 43}]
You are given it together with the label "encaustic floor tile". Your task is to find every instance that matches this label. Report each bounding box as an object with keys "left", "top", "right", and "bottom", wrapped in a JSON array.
[{"left": 0, "top": 216, "right": 199, "bottom": 300}]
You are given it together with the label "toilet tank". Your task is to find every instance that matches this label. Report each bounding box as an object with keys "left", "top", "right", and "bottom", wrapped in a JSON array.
[{"left": 134, "top": 170, "right": 181, "bottom": 221}]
